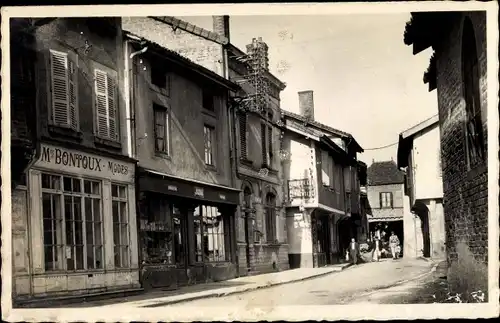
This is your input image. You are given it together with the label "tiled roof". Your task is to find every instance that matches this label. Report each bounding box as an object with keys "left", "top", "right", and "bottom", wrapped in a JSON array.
[
  {"left": 282, "top": 110, "right": 350, "bottom": 137},
  {"left": 149, "top": 16, "right": 228, "bottom": 45},
  {"left": 123, "top": 31, "right": 239, "bottom": 91},
  {"left": 367, "top": 160, "right": 405, "bottom": 186}
]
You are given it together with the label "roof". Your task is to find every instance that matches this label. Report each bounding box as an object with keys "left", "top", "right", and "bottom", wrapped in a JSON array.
[
  {"left": 149, "top": 16, "right": 228, "bottom": 45},
  {"left": 227, "top": 43, "right": 286, "bottom": 90},
  {"left": 397, "top": 114, "right": 439, "bottom": 169},
  {"left": 283, "top": 110, "right": 364, "bottom": 153},
  {"left": 319, "top": 136, "right": 357, "bottom": 166},
  {"left": 124, "top": 31, "right": 239, "bottom": 92},
  {"left": 401, "top": 114, "right": 439, "bottom": 139},
  {"left": 367, "top": 160, "right": 405, "bottom": 186}
]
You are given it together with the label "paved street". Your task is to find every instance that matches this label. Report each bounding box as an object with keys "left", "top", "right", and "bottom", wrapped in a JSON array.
[{"left": 146, "top": 258, "right": 434, "bottom": 308}]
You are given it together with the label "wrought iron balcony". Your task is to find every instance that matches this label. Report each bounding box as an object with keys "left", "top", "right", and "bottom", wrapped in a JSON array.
[{"left": 288, "top": 178, "right": 313, "bottom": 201}]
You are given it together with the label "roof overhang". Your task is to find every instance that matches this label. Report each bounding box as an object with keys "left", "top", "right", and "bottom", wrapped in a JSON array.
[
  {"left": 320, "top": 136, "right": 357, "bottom": 166},
  {"left": 125, "top": 32, "right": 240, "bottom": 93},
  {"left": 397, "top": 115, "right": 439, "bottom": 169}
]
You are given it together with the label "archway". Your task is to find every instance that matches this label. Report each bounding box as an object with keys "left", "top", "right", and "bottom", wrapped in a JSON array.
[
  {"left": 337, "top": 217, "right": 354, "bottom": 261},
  {"left": 412, "top": 201, "right": 431, "bottom": 258}
]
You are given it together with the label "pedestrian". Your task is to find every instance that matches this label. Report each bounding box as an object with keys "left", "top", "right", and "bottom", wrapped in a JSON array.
[
  {"left": 371, "top": 236, "right": 382, "bottom": 262},
  {"left": 389, "top": 231, "right": 400, "bottom": 260},
  {"left": 349, "top": 238, "right": 360, "bottom": 265}
]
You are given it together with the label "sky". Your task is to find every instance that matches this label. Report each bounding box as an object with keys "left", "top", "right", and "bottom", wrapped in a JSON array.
[{"left": 179, "top": 14, "right": 438, "bottom": 166}]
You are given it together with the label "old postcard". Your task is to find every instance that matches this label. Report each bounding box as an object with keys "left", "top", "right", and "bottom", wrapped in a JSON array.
[{"left": 1, "top": 2, "right": 499, "bottom": 321}]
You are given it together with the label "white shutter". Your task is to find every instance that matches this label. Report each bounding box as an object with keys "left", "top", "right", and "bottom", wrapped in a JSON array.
[
  {"left": 94, "top": 69, "right": 118, "bottom": 140},
  {"left": 68, "top": 59, "right": 78, "bottom": 130},
  {"left": 321, "top": 150, "right": 330, "bottom": 186},
  {"left": 50, "top": 50, "right": 70, "bottom": 127}
]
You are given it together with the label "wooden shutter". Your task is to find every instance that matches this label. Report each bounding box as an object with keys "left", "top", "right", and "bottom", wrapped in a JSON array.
[
  {"left": 68, "top": 60, "right": 78, "bottom": 130},
  {"left": 95, "top": 69, "right": 118, "bottom": 140},
  {"left": 321, "top": 151, "right": 330, "bottom": 186},
  {"left": 239, "top": 113, "right": 247, "bottom": 159},
  {"left": 390, "top": 192, "right": 394, "bottom": 208},
  {"left": 261, "top": 123, "right": 267, "bottom": 165},
  {"left": 379, "top": 193, "right": 383, "bottom": 208},
  {"left": 50, "top": 50, "right": 70, "bottom": 127}
]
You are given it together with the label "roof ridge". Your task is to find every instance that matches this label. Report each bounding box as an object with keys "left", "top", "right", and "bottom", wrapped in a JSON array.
[
  {"left": 149, "top": 16, "right": 229, "bottom": 45},
  {"left": 283, "top": 110, "right": 351, "bottom": 138}
]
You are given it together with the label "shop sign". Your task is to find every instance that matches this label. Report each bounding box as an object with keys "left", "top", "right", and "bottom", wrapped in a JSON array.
[{"left": 36, "top": 144, "right": 134, "bottom": 182}]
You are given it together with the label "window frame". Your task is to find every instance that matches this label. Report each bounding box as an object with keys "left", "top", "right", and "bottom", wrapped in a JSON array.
[
  {"left": 41, "top": 173, "right": 104, "bottom": 273},
  {"left": 264, "top": 193, "right": 277, "bottom": 243},
  {"left": 204, "top": 124, "right": 216, "bottom": 167},
  {"left": 153, "top": 103, "right": 171, "bottom": 156},
  {"left": 111, "top": 183, "right": 130, "bottom": 269},
  {"left": 199, "top": 205, "right": 228, "bottom": 263},
  {"left": 379, "top": 192, "right": 393, "bottom": 209}
]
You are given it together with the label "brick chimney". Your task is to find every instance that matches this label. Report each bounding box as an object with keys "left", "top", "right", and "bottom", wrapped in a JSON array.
[
  {"left": 298, "top": 90, "right": 314, "bottom": 121},
  {"left": 213, "top": 16, "right": 230, "bottom": 40},
  {"left": 246, "top": 37, "right": 269, "bottom": 70}
]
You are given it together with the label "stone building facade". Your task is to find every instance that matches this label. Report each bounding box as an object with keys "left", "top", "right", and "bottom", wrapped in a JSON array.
[
  {"left": 404, "top": 11, "right": 488, "bottom": 271},
  {"left": 220, "top": 17, "right": 290, "bottom": 276},
  {"left": 123, "top": 17, "right": 241, "bottom": 289},
  {"left": 10, "top": 18, "right": 140, "bottom": 304}
]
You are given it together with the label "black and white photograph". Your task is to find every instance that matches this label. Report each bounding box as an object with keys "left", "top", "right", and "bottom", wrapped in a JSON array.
[{"left": 1, "top": 2, "right": 498, "bottom": 321}]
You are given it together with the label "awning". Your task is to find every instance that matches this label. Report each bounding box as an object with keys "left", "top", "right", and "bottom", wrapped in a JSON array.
[
  {"left": 138, "top": 168, "right": 241, "bottom": 205},
  {"left": 368, "top": 215, "right": 403, "bottom": 223}
]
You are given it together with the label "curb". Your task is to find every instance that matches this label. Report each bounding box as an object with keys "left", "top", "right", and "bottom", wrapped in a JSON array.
[{"left": 139, "top": 264, "right": 353, "bottom": 308}]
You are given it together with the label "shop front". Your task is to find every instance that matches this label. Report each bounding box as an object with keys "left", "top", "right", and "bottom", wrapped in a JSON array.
[
  {"left": 137, "top": 168, "right": 240, "bottom": 290},
  {"left": 13, "top": 143, "right": 139, "bottom": 302}
]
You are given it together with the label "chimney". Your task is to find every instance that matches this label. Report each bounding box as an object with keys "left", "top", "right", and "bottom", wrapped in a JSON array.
[
  {"left": 298, "top": 90, "right": 315, "bottom": 121},
  {"left": 246, "top": 37, "right": 269, "bottom": 71},
  {"left": 213, "top": 16, "right": 230, "bottom": 40}
]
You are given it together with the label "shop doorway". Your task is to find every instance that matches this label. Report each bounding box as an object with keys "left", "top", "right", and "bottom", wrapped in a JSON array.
[
  {"left": 314, "top": 213, "right": 331, "bottom": 267},
  {"left": 412, "top": 201, "right": 431, "bottom": 258}
]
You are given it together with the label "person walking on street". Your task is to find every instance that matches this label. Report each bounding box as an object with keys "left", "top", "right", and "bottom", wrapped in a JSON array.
[
  {"left": 349, "top": 238, "right": 360, "bottom": 265},
  {"left": 371, "top": 236, "right": 382, "bottom": 262},
  {"left": 389, "top": 231, "right": 400, "bottom": 260}
]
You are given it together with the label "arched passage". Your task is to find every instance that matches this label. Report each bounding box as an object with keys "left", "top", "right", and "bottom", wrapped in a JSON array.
[{"left": 412, "top": 201, "right": 431, "bottom": 258}]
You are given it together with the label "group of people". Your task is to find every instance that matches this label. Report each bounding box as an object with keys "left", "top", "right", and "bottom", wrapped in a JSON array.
[{"left": 346, "top": 231, "right": 401, "bottom": 265}]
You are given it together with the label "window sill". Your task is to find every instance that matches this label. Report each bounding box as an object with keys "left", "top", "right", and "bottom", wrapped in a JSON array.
[
  {"left": 94, "top": 136, "right": 122, "bottom": 149},
  {"left": 205, "top": 164, "right": 217, "bottom": 172},
  {"left": 202, "top": 109, "right": 217, "bottom": 118},
  {"left": 155, "top": 151, "right": 171, "bottom": 160},
  {"left": 240, "top": 158, "right": 253, "bottom": 167},
  {"left": 466, "top": 162, "right": 487, "bottom": 181},
  {"left": 48, "top": 125, "right": 83, "bottom": 141}
]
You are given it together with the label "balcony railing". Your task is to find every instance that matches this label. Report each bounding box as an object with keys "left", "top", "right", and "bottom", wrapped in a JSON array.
[{"left": 288, "top": 178, "right": 313, "bottom": 202}]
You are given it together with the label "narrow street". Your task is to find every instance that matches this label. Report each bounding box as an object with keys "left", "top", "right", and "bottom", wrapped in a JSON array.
[{"left": 145, "top": 258, "right": 434, "bottom": 308}]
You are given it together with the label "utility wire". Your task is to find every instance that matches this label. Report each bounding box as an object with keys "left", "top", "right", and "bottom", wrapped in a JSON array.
[{"left": 363, "top": 141, "right": 399, "bottom": 151}]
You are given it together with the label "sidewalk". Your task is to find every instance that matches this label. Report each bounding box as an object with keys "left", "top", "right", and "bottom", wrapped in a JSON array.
[{"left": 97, "top": 263, "right": 352, "bottom": 308}]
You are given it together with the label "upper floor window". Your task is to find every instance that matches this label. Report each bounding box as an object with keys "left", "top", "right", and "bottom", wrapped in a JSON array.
[
  {"left": 204, "top": 124, "right": 215, "bottom": 166},
  {"left": 261, "top": 112, "right": 274, "bottom": 167},
  {"left": 380, "top": 192, "right": 393, "bottom": 209},
  {"left": 94, "top": 67, "right": 119, "bottom": 141},
  {"left": 462, "top": 18, "right": 485, "bottom": 169},
  {"left": 321, "top": 150, "right": 333, "bottom": 187},
  {"left": 151, "top": 66, "right": 169, "bottom": 91},
  {"left": 153, "top": 103, "right": 170, "bottom": 155},
  {"left": 49, "top": 49, "right": 79, "bottom": 131},
  {"left": 239, "top": 113, "right": 248, "bottom": 160},
  {"left": 202, "top": 90, "right": 215, "bottom": 112}
]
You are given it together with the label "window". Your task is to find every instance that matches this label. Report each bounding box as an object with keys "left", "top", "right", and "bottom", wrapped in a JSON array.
[
  {"left": 202, "top": 90, "right": 215, "bottom": 111},
  {"left": 321, "top": 150, "right": 333, "bottom": 187},
  {"left": 204, "top": 125, "right": 215, "bottom": 166},
  {"left": 143, "top": 198, "right": 173, "bottom": 264},
  {"left": 50, "top": 49, "right": 78, "bottom": 130},
  {"left": 94, "top": 68, "right": 118, "bottom": 141},
  {"left": 41, "top": 174, "right": 103, "bottom": 271},
  {"left": 462, "top": 18, "right": 485, "bottom": 169},
  {"left": 112, "top": 184, "right": 129, "bottom": 268},
  {"left": 265, "top": 193, "right": 277, "bottom": 243},
  {"left": 380, "top": 192, "right": 393, "bottom": 209},
  {"left": 153, "top": 104, "right": 170, "bottom": 155},
  {"left": 261, "top": 113, "right": 274, "bottom": 167},
  {"left": 151, "top": 66, "right": 168, "bottom": 90},
  {"left": 201, "top": 206, "right": 227, "bottom": 262},
  {"left": 239, "top": 113, "right": 248, "bottom": 160}
]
